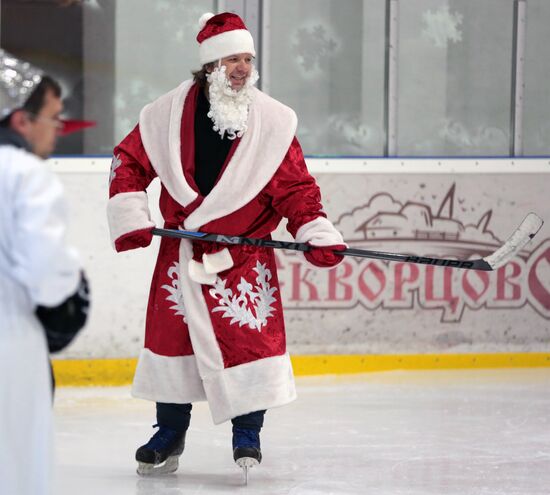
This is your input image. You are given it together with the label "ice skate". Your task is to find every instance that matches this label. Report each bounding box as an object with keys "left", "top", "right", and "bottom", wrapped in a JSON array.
[
  {"left": 233, "top": 427, "right": 262, "bottom": 484},
  {"left": 135, "top": 424, "right": 186, "bottom": 476}
]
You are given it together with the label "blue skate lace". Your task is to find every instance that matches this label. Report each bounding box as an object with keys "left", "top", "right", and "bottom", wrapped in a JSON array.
[
  {"left": 146, "top": 424, "right": 182, "bottom": 451},
  {"left": 232, "top": 427, "right": 260, "bottom": 450}
]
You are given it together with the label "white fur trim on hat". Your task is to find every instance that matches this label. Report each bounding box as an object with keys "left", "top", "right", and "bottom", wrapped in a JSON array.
[
  {"left": 199, "top": 29, "right": 256, "bottom": 65},
  {"left": 198, "top": 12, "right": 214, "bottom": 30}
]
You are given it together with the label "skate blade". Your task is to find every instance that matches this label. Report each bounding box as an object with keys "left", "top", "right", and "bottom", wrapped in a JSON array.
[
  {"left": 236, "top": 457, "right": 259, "bottom": 485},
  {"left": 137, "top": 455, "right": 179, "bottom": 476}
]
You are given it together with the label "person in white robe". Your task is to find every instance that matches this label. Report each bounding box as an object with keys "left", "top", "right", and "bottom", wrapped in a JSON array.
[{"left": 0, "top": 49, "right": 89, "bottom": 495}]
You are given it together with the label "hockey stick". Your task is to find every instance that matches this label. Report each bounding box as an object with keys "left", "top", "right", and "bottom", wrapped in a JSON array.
[{"left": 151, "top": 212, "right": 543, "bottom": 271}]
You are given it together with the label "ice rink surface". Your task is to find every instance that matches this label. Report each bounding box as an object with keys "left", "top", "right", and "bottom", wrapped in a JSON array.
[{"left": 54, "top": 369, "right": 550, "bottom": 495}]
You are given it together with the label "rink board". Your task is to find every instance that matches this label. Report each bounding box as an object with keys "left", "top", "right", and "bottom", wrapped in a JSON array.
[
  {"left": 49, "top": 157, "right": 550, "bottom": 384},
  {"left": 52, "top": 353, "right": 550, "bottom": 386}
]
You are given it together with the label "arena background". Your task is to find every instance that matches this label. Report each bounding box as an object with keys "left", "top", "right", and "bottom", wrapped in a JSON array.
[{"left": 2, "top": 0, "right": 548, "bottom": 384}]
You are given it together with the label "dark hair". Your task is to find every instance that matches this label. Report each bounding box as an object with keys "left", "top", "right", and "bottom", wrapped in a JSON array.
[
  {"left": 0, "top": 75, "right": 62, "bottom": 127},
  {"left": 191, "top": 63, "right": 215, "bottom": 88}
]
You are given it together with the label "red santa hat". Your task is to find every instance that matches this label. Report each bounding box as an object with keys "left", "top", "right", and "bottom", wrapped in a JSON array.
[{"left": 197, "top": 12, "right": 256, "bottom": 65}]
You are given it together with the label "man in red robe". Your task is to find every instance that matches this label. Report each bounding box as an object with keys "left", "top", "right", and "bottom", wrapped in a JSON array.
[{"left": 107, "top": 12, "right": 345, "bottom": 476}]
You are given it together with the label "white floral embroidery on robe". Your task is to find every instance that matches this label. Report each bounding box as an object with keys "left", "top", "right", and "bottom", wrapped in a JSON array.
[
  {"left": 109, "top": 153, "right": 122, "bottom": 186},
  {"left": 209, "top": 261, "right": 277, "bottom": 332},
  {"left": 161, "top": 262, "right": 187, "bottom": 323}
]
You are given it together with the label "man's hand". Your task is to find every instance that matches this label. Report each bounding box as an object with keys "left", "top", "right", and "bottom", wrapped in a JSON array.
[
  {"left": 36, "top": 272, "right": 90, "bottom": 353},
  {"left": 304, "top": 244, "right": 346, "bottom": 268},
  {"left": 114, "top": 227, "right": 154, "bottom": 252}
]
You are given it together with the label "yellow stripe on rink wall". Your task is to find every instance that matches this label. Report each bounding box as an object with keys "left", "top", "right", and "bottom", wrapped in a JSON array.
[
  {"left": 52, "top": 353, "right": 550, "bottom": 387},
  {"left": 290, "top": 353, "right": 550, "bottom": 375},
  {"left": 52, "top": 358, "right": 137, "bottom": 387}
]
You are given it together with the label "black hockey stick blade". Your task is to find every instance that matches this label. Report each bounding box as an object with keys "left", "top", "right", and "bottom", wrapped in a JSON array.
[{"left": 151, "top": 212, "right": 543, "bottom": 272}]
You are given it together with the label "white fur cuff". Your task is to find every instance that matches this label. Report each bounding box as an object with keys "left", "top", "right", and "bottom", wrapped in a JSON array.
[
  {"left": 107, "top": 191, "right": 155, "bottom": 245},
  {"left": 295, "top": 216, "right": 345, "bottom": 246},
  {"left": 203, "top": 248, "right": 233, "bottom": 274}
]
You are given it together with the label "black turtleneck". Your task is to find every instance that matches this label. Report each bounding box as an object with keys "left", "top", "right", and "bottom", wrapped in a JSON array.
[
  {"left": 194, "top": 88, "right": 233, "bottom": 196},
  {"left": 0, "top": 127, "right": 31, "bottom": 151}
]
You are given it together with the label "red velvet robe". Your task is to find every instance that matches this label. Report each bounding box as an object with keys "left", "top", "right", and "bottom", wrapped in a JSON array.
[{"left": 107, "top": 81, "right": 343, "bottom": 423}]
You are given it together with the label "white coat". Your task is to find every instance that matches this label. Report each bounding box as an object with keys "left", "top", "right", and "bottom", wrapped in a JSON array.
[{"left": 0, "top": 143, "right": 81, "bottom": 495}]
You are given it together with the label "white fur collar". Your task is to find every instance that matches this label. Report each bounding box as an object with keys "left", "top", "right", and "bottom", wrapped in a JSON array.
[{"left": 139, "top": 80, "right": 297, "bottom": 230}]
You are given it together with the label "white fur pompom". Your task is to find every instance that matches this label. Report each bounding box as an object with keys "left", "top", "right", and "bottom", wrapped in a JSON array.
[{"left": 198, "top": 12, "right": 215, "bottom": 30}]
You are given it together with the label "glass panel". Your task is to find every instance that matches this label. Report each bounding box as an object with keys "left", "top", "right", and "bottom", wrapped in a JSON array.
[
  {"left": 1, "top": 1, "right": 86, "bottom": 155},
  {"left": 266, "top": 0, "right": 385, "bottom": 157},
  {"left": 1, "top": 0, "right": 214, "bottom": 155},
  {"left": 523, "top": 0, "right": 550, "bottom": 155},
  {"left": 109, "top": 0, "right": 213, "bottom": 151},
  {"left": 397, "top": 0, "right": 513, "bottom": 156}
]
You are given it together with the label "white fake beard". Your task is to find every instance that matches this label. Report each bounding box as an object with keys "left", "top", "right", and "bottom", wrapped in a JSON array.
[{"left": 206, "top": 65, "right": 259, "bottom": 140}]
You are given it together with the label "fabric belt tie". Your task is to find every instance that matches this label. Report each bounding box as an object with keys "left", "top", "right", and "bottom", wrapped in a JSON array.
[{"left": 188, "top": 247, "right": 233, "bottom": 285}]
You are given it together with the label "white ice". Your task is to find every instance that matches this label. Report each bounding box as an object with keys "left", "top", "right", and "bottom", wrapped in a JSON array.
[{"left": 54, "top": 369, "right": 550, "bottom": 495}]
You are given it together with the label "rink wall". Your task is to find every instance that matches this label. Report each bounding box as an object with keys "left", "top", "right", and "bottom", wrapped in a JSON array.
[{"left": 50, "top": 157, "right": 550, "bottom": 384}]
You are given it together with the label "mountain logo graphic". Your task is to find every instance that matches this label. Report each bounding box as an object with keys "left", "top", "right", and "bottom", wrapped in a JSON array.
[{"left": 276, "top": 184, "right": 549, "bottom": 322}]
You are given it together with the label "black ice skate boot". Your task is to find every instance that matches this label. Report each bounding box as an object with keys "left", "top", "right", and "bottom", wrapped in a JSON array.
[
  {"left": 135, "top": 424, "right": 186, "bottom": 476},
  {"left": 233, "top": 427, "right": 262, "bottom": 483}
]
